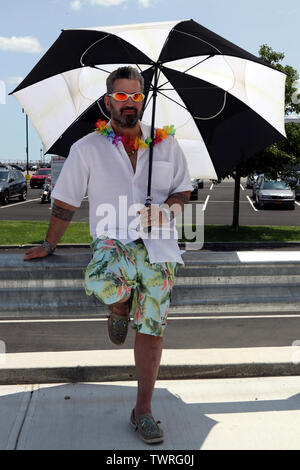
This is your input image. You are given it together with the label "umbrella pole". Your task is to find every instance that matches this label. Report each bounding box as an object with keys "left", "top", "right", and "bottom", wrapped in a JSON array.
[{"left": 143, "top": 66, "right": 159, "bottom": 233}]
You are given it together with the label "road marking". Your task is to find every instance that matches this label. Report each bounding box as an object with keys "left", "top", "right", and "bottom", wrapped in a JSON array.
[
  {"left": 240, "top": 183, "right": 245, "bottom": 190},
  {"left": 0, "top": 198, "right": 40, "bottom": 209},
  {"left": 202, "top": 195, "right": 210, "bottom": 211},
  {"left": 295, "top": 201, "right": 300, "bottom": 207},
  {"left": 202, "top": 200, "right": 249, "bottom": 203},
  {"left": 0, "top": 314, "right": 300, "bottom": 324},
  {"left": 209, "top": 183, "right": 214, "bottom": 190},
  {"left": 246, "top": 195, "right": 258, "bottom": 211},
  {"left": 237, "top": 251, "right": 300, "bottom": 262}
]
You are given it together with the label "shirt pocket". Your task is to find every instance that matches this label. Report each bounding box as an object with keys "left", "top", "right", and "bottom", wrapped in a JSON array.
[{"left": 151, "top": 161, "right": 173, "bottom": 193}]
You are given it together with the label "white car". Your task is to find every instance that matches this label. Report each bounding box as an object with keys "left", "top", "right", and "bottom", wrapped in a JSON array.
[{"left": 255, "top": 178, "right": 295, "bottom": 209}]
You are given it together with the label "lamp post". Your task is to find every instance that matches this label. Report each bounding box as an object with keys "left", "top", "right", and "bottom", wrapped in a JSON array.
[{"left": 22, "top": 108, "right": 30, "bottom": 179}]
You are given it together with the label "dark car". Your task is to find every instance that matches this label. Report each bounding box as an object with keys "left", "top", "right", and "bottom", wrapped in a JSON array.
[
  {"left": 11, "top": 164, "right": 25, "bottom": 172},
  {"left": 0, "top": 166, "right": 27, "bottom": 204},
  {"left": 284, "top": 171, "right": 300, "bottom": 189},
  {"left": 246, "top": 172, "right": 259, "bottom": 188},
  {"left": 295, "top": 179, "right": 300, "bottom": 199},
  {"left": 193, "top": 177, "right": 204, "bottom": 189},
  {"left": 190, "top": 179, "right": 198, "bottom": 200},
  {"left": 30, "top": 168, "right": 51, "bottom": 188}
]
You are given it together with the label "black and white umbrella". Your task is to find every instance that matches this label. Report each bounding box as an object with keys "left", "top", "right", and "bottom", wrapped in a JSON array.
[{"left": 11, "top": 19, "right": 287, "bottom": 182}]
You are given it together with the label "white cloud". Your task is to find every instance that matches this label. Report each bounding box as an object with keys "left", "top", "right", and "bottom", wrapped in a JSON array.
[
  {"left": 6, "top": 77, "right": 24, "bottom": 86},
  {"left": 70, "top": 0, "right": 82, "bottom": 9},
  {"left": 70, "top": 0, "right": 145, "bottom": 10},
  {"left": 89, "top": 0, "right": 127, "bottom": 5},
  {"left": 287, "top": 112, "right": 300, "bottom": 119},
  {"left": 0, "top": 36, "right": 43, "bottom": 53},
  {"left": 0, "top": 80, "right": 5, "bottom": 104},
  {"left": 138, "top": 0, "right": 151, "bottom": 6}
]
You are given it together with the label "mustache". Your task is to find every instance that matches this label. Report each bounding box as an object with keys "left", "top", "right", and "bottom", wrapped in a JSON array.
[{"left": 121, "top": 107, "right": 137, "bottom": 112}]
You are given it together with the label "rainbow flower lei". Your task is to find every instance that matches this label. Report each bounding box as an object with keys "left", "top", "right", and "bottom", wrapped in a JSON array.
[{"left": 94, "top": 119, "right": 175, "bottom": 151}]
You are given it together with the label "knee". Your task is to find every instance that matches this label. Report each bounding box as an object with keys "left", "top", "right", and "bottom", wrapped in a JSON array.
[{"left": 136, "top": 331, "right": 163, "bottom": 345}]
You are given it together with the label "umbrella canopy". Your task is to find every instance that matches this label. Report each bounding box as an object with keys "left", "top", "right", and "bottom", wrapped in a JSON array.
[{"left": 11, "top": 19, "right": 287, "bottom": 179}]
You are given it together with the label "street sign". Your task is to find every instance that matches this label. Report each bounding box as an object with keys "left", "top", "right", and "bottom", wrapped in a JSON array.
[{"left": 50, "top": 156, "right": 66, "bottom": 208}]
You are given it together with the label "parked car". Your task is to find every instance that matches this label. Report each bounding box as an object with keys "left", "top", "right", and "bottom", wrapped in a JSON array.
[
  {"left": 284, "top": 171, "right": 300, "bottom": 188},
  {"left": 255, "top": 178, "right": 295, "bottom": 209},
  {"left": 191, "top": 177, "right": 204, "bottom": 189},
  {"left": 246, "top": 172, "right": 259, "bottom": 188},
  {"left": 190, "top": 179, "right": 198, "bottom": 200},
  {"left": 295, "top": 179, "right": 300, "bottom": 200},
  {"left": 0, "top": 166, "right": 27, "bottom": 204},
  {"left": 252, "top": 174, "right": 264, "bottom": 198},
  {"left": 30, "top": 168, "right": 51, "bottom": 188},
  {"left": 11, "top": 164, "right": 25, "bottom": 172}
]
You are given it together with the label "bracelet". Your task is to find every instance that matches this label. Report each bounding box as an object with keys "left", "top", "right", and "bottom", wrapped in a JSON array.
[{"left": 41, "top": 240, "right": 56, "bottom": 254}]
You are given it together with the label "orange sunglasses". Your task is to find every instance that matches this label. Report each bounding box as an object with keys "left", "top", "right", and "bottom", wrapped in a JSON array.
[{"left": 108, "top": 92, "right": 145, "bottom": 102}]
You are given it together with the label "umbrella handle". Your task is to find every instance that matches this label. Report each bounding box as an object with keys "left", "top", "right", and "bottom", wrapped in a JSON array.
[
  {"left": 143, "top": 66, "right": 158, "bottom": 235},
  {"left": 142, "top": 201, "right": 152, "bottom": 233}
]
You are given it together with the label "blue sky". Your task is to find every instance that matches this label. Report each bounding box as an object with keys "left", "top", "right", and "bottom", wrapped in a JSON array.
[{"left": 0, "top": 0, "right": 299, "bottom": 162}]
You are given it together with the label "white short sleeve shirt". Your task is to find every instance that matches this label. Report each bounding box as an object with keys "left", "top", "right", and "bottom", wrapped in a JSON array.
[{"left": 51, "top": 121, "right": 194, "bottom": 264}]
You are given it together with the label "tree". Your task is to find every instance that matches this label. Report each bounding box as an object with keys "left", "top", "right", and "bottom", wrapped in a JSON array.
[
  {"left": 215, "top": 45, "right": 300, "bottom": 229},
  {"left": 259, "top": 44, "right": 300, "bottom": 116}
]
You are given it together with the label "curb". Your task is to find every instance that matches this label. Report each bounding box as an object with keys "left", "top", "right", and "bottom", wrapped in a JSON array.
[
  {"left": 2, "top": 362, "right": 300, "bottom": 385},
  {"left": 1, "top": 348, "right": 300, "bottom": 385},
  {"left": 1, "top": 241, "right": 300, "bottom": 251},
  {"left": 201, "top": 241, "right": 300, "bottom": 251}
]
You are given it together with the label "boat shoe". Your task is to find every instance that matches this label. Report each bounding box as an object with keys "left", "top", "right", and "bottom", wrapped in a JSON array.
[
  {"left": 130, "top": 408, "right": 164, "bottom": 444},
  {"left": 107, "top": 291, "right": 134, "bottom": 345}
]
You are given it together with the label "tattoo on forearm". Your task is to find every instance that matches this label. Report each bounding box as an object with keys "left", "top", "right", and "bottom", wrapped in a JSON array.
[{"left": 52, "top": 203, "right": 75, "bottom": 222}]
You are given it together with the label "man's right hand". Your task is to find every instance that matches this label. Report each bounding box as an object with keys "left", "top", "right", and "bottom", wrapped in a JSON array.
[
  {"left": 24, "top": 246, "right": 50, "bottom": 261},
  {"left": 23, "top": 199, "right": 76, "bottom": 261}
]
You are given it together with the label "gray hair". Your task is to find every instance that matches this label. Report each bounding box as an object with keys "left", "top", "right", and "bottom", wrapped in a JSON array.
[{"left": 106, "top": 66, "right": 144, "bottom": 94}]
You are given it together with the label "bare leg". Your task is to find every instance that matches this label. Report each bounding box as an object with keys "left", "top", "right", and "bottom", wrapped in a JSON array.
[
  {"left": 110, "top": 293, "right": 131, "bottom": 316},
  {"left": 134, "top": 331, "right": 163, "bottom": 417}
]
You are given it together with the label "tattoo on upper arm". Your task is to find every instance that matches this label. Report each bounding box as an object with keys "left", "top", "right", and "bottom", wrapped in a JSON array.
[{"left": 52, "top": 203, "right": 75, "bottom": 222}]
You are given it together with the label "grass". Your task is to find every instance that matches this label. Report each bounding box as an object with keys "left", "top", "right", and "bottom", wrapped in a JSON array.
[
  {"left": 202, "top": 225, "right": 300, "bottom": 242},
  {"left": 0, "top": 221, "right": 91, "bottom": 245},
  {"left": 0, "top": 220, "right": 300, "bottom": 245}
]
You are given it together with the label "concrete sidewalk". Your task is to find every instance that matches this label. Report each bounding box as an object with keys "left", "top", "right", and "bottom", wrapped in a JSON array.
[
  {"left": 1, "top": 376, "right": 300, "bottom": 449},
  {"left": 1, "top": 346, "right": 300, "bottom": 384},
  {"left": 1, "top": 246, "right": 300, "bottom": 449}
]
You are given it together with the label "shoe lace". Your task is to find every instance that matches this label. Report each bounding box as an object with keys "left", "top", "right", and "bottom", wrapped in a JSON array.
[{"left": 135, "top": 415, "right": 161, "bottom": 435}]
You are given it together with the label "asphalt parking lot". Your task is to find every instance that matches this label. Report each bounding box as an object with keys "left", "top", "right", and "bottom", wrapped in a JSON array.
[
  {"left": 198, "top": 179, "right": 300, "bottom": 226},
  {"left": 0, "top": 178, "right": 300, "bottom": 225}
]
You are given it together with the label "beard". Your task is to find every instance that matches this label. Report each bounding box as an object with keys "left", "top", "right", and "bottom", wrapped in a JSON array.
[{"left": 109, "top": 101, "right": 143, "bottom": 128}]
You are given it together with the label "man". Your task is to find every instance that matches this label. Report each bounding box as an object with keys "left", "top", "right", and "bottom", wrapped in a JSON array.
[{"left": 24, "top": 66, "right": 193, "bottom": 444}]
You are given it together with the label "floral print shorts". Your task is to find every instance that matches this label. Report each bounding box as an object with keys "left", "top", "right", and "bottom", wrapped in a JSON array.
[{"left": 84, "top": 236, "right": 178, "bottom": 337}]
